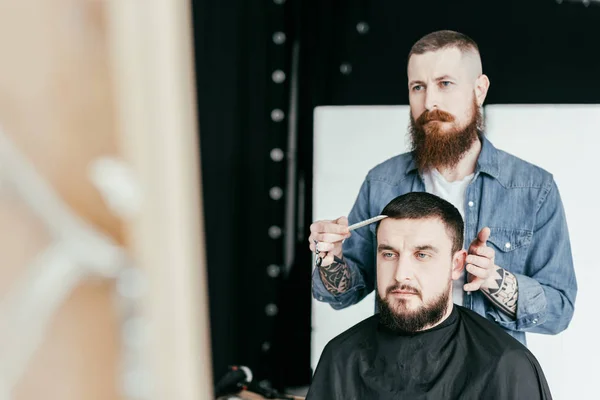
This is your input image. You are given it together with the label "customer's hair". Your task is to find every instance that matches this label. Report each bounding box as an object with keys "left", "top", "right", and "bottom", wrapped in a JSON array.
[{"left": 379, "top": 192, "right": 464, "bottom": 253}]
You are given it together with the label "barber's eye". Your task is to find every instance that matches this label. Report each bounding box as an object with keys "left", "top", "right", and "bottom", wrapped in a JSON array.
[
  {"left": 383, "top": 252, "right": 395, "bottom": 258},
  {"left": 440, "top": 81, "right": 452, "bottom": 87},
  {"left": 412, "top": 85, "right": 423, "bottom": 92},
  {"left": 416, "top": 252, "right": 429, "bottom": 259}
]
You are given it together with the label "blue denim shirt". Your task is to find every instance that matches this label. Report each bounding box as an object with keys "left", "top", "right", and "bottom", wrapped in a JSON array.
[{"left": 312, "top": 137, "right": 577, "bottom": 345}]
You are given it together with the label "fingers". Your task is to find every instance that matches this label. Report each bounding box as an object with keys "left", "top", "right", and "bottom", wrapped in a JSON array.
[
  {"left": 464, "top": 277, "right": 485, "bottom": 292},
  {"left": 308, "top": 217, "right": 351, "bottom": 255},
  {"left": 464, "top": 228, "right": 499, "bottom": 293},
  {"left": 310, "top": 232, "right": 349, "bottom": 244},
  {"left": 464, "top": 270, "right": 486, "bottom": 291},
  {"left": 308, "top": 233, "right": 347, "bottom": 254},
  {"left": 468, "top": 245, "right": 495, "bottom": 259},
  {"left": 465, "top": 262, "right": 489, "bottom": 279},
  {"left": 465, "top": 254, "right": 494, "bottom": 270},
  {"left": 309, "top": 240, "right": 336, "bottom": 253},
  {"left": 464, "top": 252, "right": 497, "bottom": 292},
  {"left": 310, "top": 218, "right": 350, "bottom": 235}
]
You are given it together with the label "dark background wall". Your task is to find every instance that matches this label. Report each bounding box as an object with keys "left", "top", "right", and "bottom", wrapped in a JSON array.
[{"left": 192, "top": 0, "right": 600, "bottom": 390}]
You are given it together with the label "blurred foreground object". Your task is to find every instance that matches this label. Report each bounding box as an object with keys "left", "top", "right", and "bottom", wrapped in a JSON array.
[{"left": 0, "top": 0, "right": 211, "bottom": 399}]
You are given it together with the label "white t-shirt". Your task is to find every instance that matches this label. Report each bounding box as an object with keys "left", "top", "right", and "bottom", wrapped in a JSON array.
[{"left": 422, "top": 169, "right": 474, "bottom": 306}]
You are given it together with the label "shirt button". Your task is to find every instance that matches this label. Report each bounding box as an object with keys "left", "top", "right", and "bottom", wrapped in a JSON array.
[
  {"left": 318, "top": 296, "right": 323, "bottom": 301},
  {"left": 532, "top": 318, "right": 538, "bottom": 324},
  {"left": 468, "top": 201, "right": 474, "bottom": 207},
  {"left": 505, "top": 242, "right": 511, "bottom": 249}
]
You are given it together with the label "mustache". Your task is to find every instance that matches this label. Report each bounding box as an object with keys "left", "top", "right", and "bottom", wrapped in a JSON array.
[
  {"left": 387, "top": 283, "right": 421, "bottom": 297},
  {"left": 416, "top": 109, "right": 455, "bottom": 126}
]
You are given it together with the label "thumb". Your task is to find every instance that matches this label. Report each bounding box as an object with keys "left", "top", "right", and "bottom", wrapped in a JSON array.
[{"left": 477, "top": 227, "right": 491, "bottom": 245}]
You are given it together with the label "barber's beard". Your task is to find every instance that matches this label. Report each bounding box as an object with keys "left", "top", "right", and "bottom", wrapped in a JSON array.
[
  {"left": 409, "top": 99, "right": 483, "bottom": 172},
  {"left": 377, "top": 282, "right": 451, "bottom": 334}
]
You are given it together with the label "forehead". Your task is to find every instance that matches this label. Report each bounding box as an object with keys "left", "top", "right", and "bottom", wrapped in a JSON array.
[
  {"left": 377, "top": 217, "right": 453, "bottom": 248},
  {"left": 407, "top": 47, "right": 468, "bottom": 81}
]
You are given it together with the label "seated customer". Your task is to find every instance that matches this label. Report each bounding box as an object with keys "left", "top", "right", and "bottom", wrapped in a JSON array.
[{"left": 306, "top": 192, "right": 552, "bottom": 400}]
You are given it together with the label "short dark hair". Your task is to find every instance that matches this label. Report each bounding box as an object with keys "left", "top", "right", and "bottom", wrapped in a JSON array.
[
  {"left": 378, "top": 192, "right": 464, "bottom": 253},
  {"left": 408, "top": 30, "right": 479, "bottom": 61}
]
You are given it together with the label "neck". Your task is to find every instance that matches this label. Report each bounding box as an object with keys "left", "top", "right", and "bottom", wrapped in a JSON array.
[{"left": 436, "top": 137, "right": 481, "bottom": 182}]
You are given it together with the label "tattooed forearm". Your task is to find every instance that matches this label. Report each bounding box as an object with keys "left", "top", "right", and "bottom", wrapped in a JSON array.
[
  {"left": 482, "top": 267, "right": 518, "bottom": 319},
  {"left": 318, "top": 256, "right": 351, "bottom": 296}
]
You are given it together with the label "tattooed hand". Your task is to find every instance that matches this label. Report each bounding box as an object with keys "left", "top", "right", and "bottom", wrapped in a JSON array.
[
  {"left": 465, "top": 227, "right": 518, "bottom": 318},
  {"left": 308, "top": 216, "right": 351, "bottom": 267},
  {"left": 309, "top": 216, "right": 352, "bottom": 295}
]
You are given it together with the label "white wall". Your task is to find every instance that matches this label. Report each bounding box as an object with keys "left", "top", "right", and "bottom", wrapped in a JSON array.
[{"left": 312, "top": 104, "right": 600, "bottom": 400}]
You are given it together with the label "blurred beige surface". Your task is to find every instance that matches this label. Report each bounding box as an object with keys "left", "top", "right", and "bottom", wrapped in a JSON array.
[
  {"left": 0, "top": 1, "right": 123, "bottom": 399},
  {"left": 0, "top": 0, "right": 210, "bottom": 398}
]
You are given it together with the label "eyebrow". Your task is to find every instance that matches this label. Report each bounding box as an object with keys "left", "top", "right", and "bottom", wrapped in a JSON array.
[
  {"left": 409, "top": 75, "right": 457, "bottom": 87},
  {"left": 414, "top": 244, "right": 439, "bottom": 253},
  {"left": 377, "top": 244, "right": 440, "bottom": 253},
  {"left": 434, "top": 75, "right": 455, "bottom": 82},
  {"left": 377, "top": 244, "right": 397, "bottom": 253}
]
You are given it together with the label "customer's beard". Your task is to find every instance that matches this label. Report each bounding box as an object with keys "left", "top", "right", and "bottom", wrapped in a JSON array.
[
  {"left": 377, "top": 283, "right": 450, "bottom": 334},
  {"left": 409, "top": 99, "right": 482, "bottom": 172}
]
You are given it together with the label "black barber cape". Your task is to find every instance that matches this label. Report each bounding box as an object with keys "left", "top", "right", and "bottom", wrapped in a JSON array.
[{"left": 306, "top": 305, "right": 552, "bottom": 400}]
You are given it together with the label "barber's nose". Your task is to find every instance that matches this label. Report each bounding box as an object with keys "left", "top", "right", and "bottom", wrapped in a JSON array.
[{"left": 424, "top": 88, "right": 439, "bottom": 111}]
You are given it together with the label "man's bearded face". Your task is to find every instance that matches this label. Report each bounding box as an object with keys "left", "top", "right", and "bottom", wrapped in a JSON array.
[{"left": 409, "top": 97, "right": 482, "bottom": 171}]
